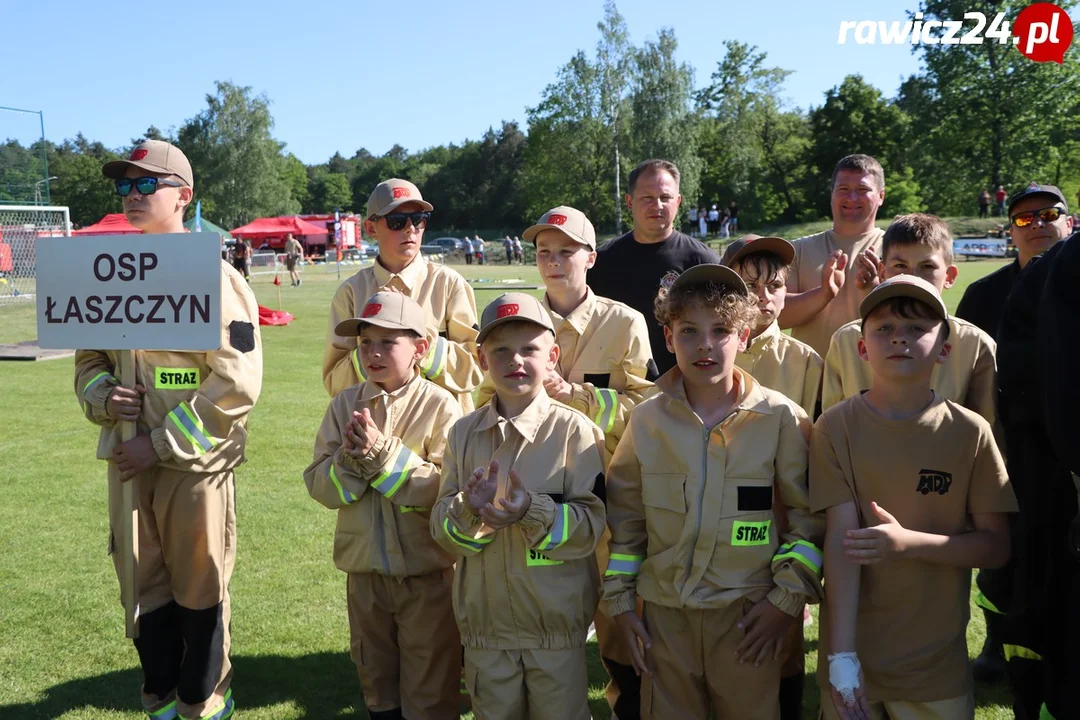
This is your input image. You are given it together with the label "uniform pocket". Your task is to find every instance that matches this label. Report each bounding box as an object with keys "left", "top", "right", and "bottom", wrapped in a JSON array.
[{"left": 641, "top": 474, "right": 686, "bottom": 512}]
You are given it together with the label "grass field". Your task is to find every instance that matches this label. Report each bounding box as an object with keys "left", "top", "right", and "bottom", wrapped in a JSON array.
[{"left": 0, "top": 257, "right": 1013, "bottom": 719}]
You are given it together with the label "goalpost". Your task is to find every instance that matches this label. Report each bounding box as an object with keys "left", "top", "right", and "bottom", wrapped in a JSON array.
[{"left": 0, "top": 205, "right": 71, "bottom": 306}]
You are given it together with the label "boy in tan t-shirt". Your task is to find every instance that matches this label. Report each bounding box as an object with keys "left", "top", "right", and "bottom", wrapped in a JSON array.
[
  {"left": 811, "top": 276, "right": 1016, "bottom": 719},
  {"left": 305, "top": 291, "right": 463, "bottom": 720},
  {"left": 821, "top": 214, "right": 999, "bottom": 437}
]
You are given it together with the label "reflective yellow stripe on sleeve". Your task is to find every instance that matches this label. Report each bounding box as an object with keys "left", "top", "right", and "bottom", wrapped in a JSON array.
[{"left": 593, "top": 388, "right": 617, "bottom": 433}]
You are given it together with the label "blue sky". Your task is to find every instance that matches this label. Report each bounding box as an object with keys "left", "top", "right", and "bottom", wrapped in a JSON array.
[{"left": 2, "top": 0, "right": 970, "bottom": 163}]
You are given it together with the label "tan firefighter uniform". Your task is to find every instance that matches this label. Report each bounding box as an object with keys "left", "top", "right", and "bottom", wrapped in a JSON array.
[
  {"left": 75, "top": 257, "right": 261, "bottom": 720},
  {"left": 482, "top": 206, "right": 659, "bottom": 715},
  {"left": 603, "top": 366, "right": 825, "bottom": 720},
  {"left": 821, "top": 316, "right": 999, "bottom": 432},
  {"left": 306, "top": 295, "right": 463, "bottom": 719},
  {"left": 736, "top": 321, "right": 823, "bottom": 419},
  {"left": 323, "top": 181, "right": 482, "bottom": 412},
  {"left": 431, "top": 293, "right": 606, "bottom": 720}
]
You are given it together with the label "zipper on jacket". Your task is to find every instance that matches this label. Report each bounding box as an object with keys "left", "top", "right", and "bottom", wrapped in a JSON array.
[{"left": 685, "top": 425, "right": 711, "bottom": 583}]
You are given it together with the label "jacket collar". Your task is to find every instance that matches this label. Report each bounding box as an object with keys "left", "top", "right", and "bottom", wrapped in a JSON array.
[
  {"left": 743, "top": 321, "right": 781, "bottom": 356},
  {"left": 359, "top": 367, "right": 423, "bottom": 403},
  {"left": 475, "top": 388, "right": 551, "bottom": 444},
  {"left": 657, "top": 365, "right": 774, "bottom": 418},
  {"left": 543, "top": 288, "right": 597, "bottom": 337},
  {"left": 372, "top": 253, "right": 426, "bottom": 292}
]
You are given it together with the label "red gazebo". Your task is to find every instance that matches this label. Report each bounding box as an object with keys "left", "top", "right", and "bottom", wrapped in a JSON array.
[
  {"left": 74, "top": 213, "right": 141, "bottom": 235},
  {"left": 231, "top": 216, "right": 329, "bottom": 239}
]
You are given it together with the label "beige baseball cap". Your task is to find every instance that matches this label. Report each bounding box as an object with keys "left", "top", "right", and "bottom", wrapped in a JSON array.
[
  {"left": 335, "top": 291, "right": 428, "bottom": 337},
  {"left": 522, "top": 206, "right": 596, "bottom": 250},
  {"left": 720, "top": 234, "right": 795, "bottom": 267},
  {"left": 859, "top": 274, "right": 948, "bottom": 323},
  {"left": 366, "top": 178, "right": 433, "bottom": 219},
  {"left": 102, "top": 140, "right": 194, "bottom": 188},
  {"left": 477, "top": 292, "right": 555, "bottom": 344},
  {"left": 669, "top": 263, "right": 749, "bottom": 297}
]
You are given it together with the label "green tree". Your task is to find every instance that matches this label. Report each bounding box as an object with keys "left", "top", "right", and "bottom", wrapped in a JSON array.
[
  {"left": 308, "top": 169, "right": 352, "bottom": 213},
  {"left": 629, "top": 28, "right": 701, "bottom": 218},
  {"left": 596, "top": 0, "right": 634, "bottom": 232},
  {"left": 281, "top": 153, "right": 311, "bottom": 212},
  {"left": 899, "top": 0, "right": 1080, "bottom": 214},
  {"left": 177, "top": 81, "right": 299, "bottom": 227},
  {"left": 806, "top": 74, "right": 921, "bottom": 216},
  {"left": 47, "top": 135, "right": 123, "bottom": 227}
]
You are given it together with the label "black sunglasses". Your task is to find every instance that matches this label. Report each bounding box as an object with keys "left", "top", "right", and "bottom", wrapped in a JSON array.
[
  {"left": 115, "top": 176, "right": 185, "bottom": 197},
  {"left": 380, "top": 211, "right": 430, "bottom": 231}
]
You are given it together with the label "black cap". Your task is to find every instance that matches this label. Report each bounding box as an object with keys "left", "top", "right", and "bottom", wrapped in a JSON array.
[{"left": 1008, "top": 183, "right": 1067, "bottom": 215}]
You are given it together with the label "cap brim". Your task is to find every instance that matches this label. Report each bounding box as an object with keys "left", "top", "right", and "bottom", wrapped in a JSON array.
[
  {"left": 724, "top": 236, "right": 794, "bottom": 267},
  {"left": 102, "top": 159, "right": 190, "bottom": 185},
  {"left": 476, "top": 315, "right": 553, "bottom": 345},
  {"left": 1008, "top": 190, "right": 1067, "bottom": 214},
  {"left": 335, "top": 317, "right": 423, "bottom": 337},
  {"left": 522, "top": 223, "right": 593, "bottom": 249},
  {"left": 670, "top": 264, "right": 749, "bottom": 296},
  {"left": 372, "top": 198, "right": 434, "bottom": 218},
  {"left": 859, "top": 284, "right": 948, "bottom": 322}
]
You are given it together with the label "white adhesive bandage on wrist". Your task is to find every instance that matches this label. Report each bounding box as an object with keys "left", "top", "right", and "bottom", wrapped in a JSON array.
[{"left": 828, "top": 652, "right": 862, "bottom": 704}]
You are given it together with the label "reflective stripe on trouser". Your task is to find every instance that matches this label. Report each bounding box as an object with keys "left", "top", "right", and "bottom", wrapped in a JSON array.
[
  {"left": 819, "top": 692, "right": 974, "bottom": 720},
  {"left": 347, "top": 569, "right": 461, "bottom": 719},
  {"left": 593, "top": 527, "right": 642, "bottom": 718},
  {"left": 464, "top": 647, "right": 590, "bottom": 720},
  {"left": 108, "top": 464, "right": 236, "bottom": 719},
  {"left": 642, "top": 600, "right": 780, "bottom": 720}
]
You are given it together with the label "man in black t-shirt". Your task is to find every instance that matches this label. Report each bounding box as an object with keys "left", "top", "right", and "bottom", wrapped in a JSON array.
[{"left": 589, "top": 159, "right": 720, "bottom": 376}]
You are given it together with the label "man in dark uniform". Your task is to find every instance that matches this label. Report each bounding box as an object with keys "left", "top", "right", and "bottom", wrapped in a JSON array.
[{"left": 997, "top": 230, "right": 1080, "bottom": 719}]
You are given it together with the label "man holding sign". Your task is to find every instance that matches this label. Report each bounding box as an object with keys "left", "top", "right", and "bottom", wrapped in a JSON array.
[{"left": 72, "top": 140, "right": 261, "bottom": 720}]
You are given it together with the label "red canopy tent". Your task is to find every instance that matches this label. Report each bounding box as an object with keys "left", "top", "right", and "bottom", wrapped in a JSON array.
[
  {"left": 231, "top": 216, "right": 329, "bottom": 239},
  {"left": 74, "top": 213, "right": 141, "bottom": 235}
]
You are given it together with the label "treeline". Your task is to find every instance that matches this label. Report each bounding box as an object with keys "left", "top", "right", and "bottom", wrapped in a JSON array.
[{"left": 3, "top": 0, "right": 1079, "bottom": 232}]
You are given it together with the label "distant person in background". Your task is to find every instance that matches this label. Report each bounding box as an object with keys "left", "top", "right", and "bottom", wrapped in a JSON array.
[
  {"left": 979, "top": 189, "right": 992, "bottom": 218},
  {"left": 719, "top": 204, "right": 731, "bottom": 239},
  {"left": 707, "top": 203, "right": 720, "bottom": 236},
  {"left": 284, "top": 233, "right": 304, "bottom": 287},
  {"left": 729, "top": 200, "right": 740, "bottom": 233},
  {"left": 474, "top": 235, "right": 485, "bottom": 265},
  {"left": 503, "top": 235, "right": 514, "bottom": 264},
  {"left": 463, "top": 235, "right": 473, "bottom": 265},
  {"left": 513, "top": 235, "right": 524, "bottom": 264},
  {"left": 687, "top": 205, "right": 699, "bottom": 237},
  {"left": 698, "top": 206, "right": 708, "bottom": 239},
  {"left": 995, "top": 185, "right": 1008, "bottom": 217}
]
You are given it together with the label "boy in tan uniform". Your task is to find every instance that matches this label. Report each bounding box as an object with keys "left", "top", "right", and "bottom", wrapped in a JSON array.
[
  {"left": 722, "top": 234, "right": 822, "bottom": 418},
  {"left": 603, "top": 265, "right": 824, "bottom": 720},
  {"left": 284, "top": 233, "right": 304, "bottom": 287},
  {"left": 306, "top": 291, "right": 462, "bottom": 720},
  {"left": 477, "top": 205, "right": 657, "bottom": 718},
  {"left": 431, "top": 293, "right": 606, "bottom": 720},
  {"left": 722, "top": 235, "right": 822, "bottom": 716},
  {"left": 812, "top": 276, "right": 1016, "bottom": 719},
  {"left": 76, "top": 140, "right": 262, "bottom": 720},
  {"left": 821, "top": 214, "right": 999, "bottom": 436},
  {"left": 323, "top": 179, "right": 482, "bottom": 411}
]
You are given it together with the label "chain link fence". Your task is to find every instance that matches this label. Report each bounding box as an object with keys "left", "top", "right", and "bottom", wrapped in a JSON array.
[{"left": 0, "top": 205, "right": 70, "bottom": 306}]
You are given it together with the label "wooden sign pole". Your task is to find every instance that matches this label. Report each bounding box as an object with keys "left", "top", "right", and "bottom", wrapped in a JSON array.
[{"left": 119, "top": 349, "right": 140, "bottom": 639}]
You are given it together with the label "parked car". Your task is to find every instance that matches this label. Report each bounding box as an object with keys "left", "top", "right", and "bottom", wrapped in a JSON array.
[{"left": 421, "top": 237, "right": 462, "bottom": 254}]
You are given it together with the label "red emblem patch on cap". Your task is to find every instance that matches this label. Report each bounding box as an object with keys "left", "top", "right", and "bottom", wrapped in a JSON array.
[
  {"left": 548, "top": 214, "right": 568, "bottom": 225},
  {"left": 362, "top": 303, "right": 382, "bottom": 318},
  {"left": 392, "top": 187, "right": 411, "bottom": 199},
  {"left": 130, "top": 149, "right": 148, "bottom": 161},
  {"left": 497, "top": 303, "right": 520, "bottom": 318}
]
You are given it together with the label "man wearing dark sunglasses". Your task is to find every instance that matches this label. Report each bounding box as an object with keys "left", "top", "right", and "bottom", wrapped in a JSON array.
[
  {"left": 955, "top": 182, "right": 1072, "bottom": 696},
  {"left": 74, "top": 139, "right": 262, "bottom": 720},
  {"left": 323, "top": 178, "right": 483, "bottom": 413}
]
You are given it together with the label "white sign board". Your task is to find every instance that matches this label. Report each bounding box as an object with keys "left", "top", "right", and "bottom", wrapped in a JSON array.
[
  {"left": 36, "top": 232, "right": 223, "bottom": 351},
  {"left": 953, "top": 238, "right": 1008, "bottom": 258}
]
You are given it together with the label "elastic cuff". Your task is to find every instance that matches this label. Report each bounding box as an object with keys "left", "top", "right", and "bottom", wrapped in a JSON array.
[
  {"left": 86, "top": 378, "right": 119, "bottom": 422},
  {"left": 361, "top": 433, "right": 389, "bottom": 468},
  {"left": 449, "top": 494, "right": 483, "bottom": 529},
  {"left": 568, "top": 384, "right": 591, "bottom": 412},
  {"left": 519, "top": 491, "right": 555, "bottom": 532},
  {"left": 339, "top": 448, "right": 364, "bottom": 473},
  {"left": 602, "top": 592, "right": 637, "bottom": 619},
  {"left": 150, "top": 428, "right": 175, "bottom": 463},
  {"left": 767, "top": 586, "right": 806, "bottom": 618}
]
